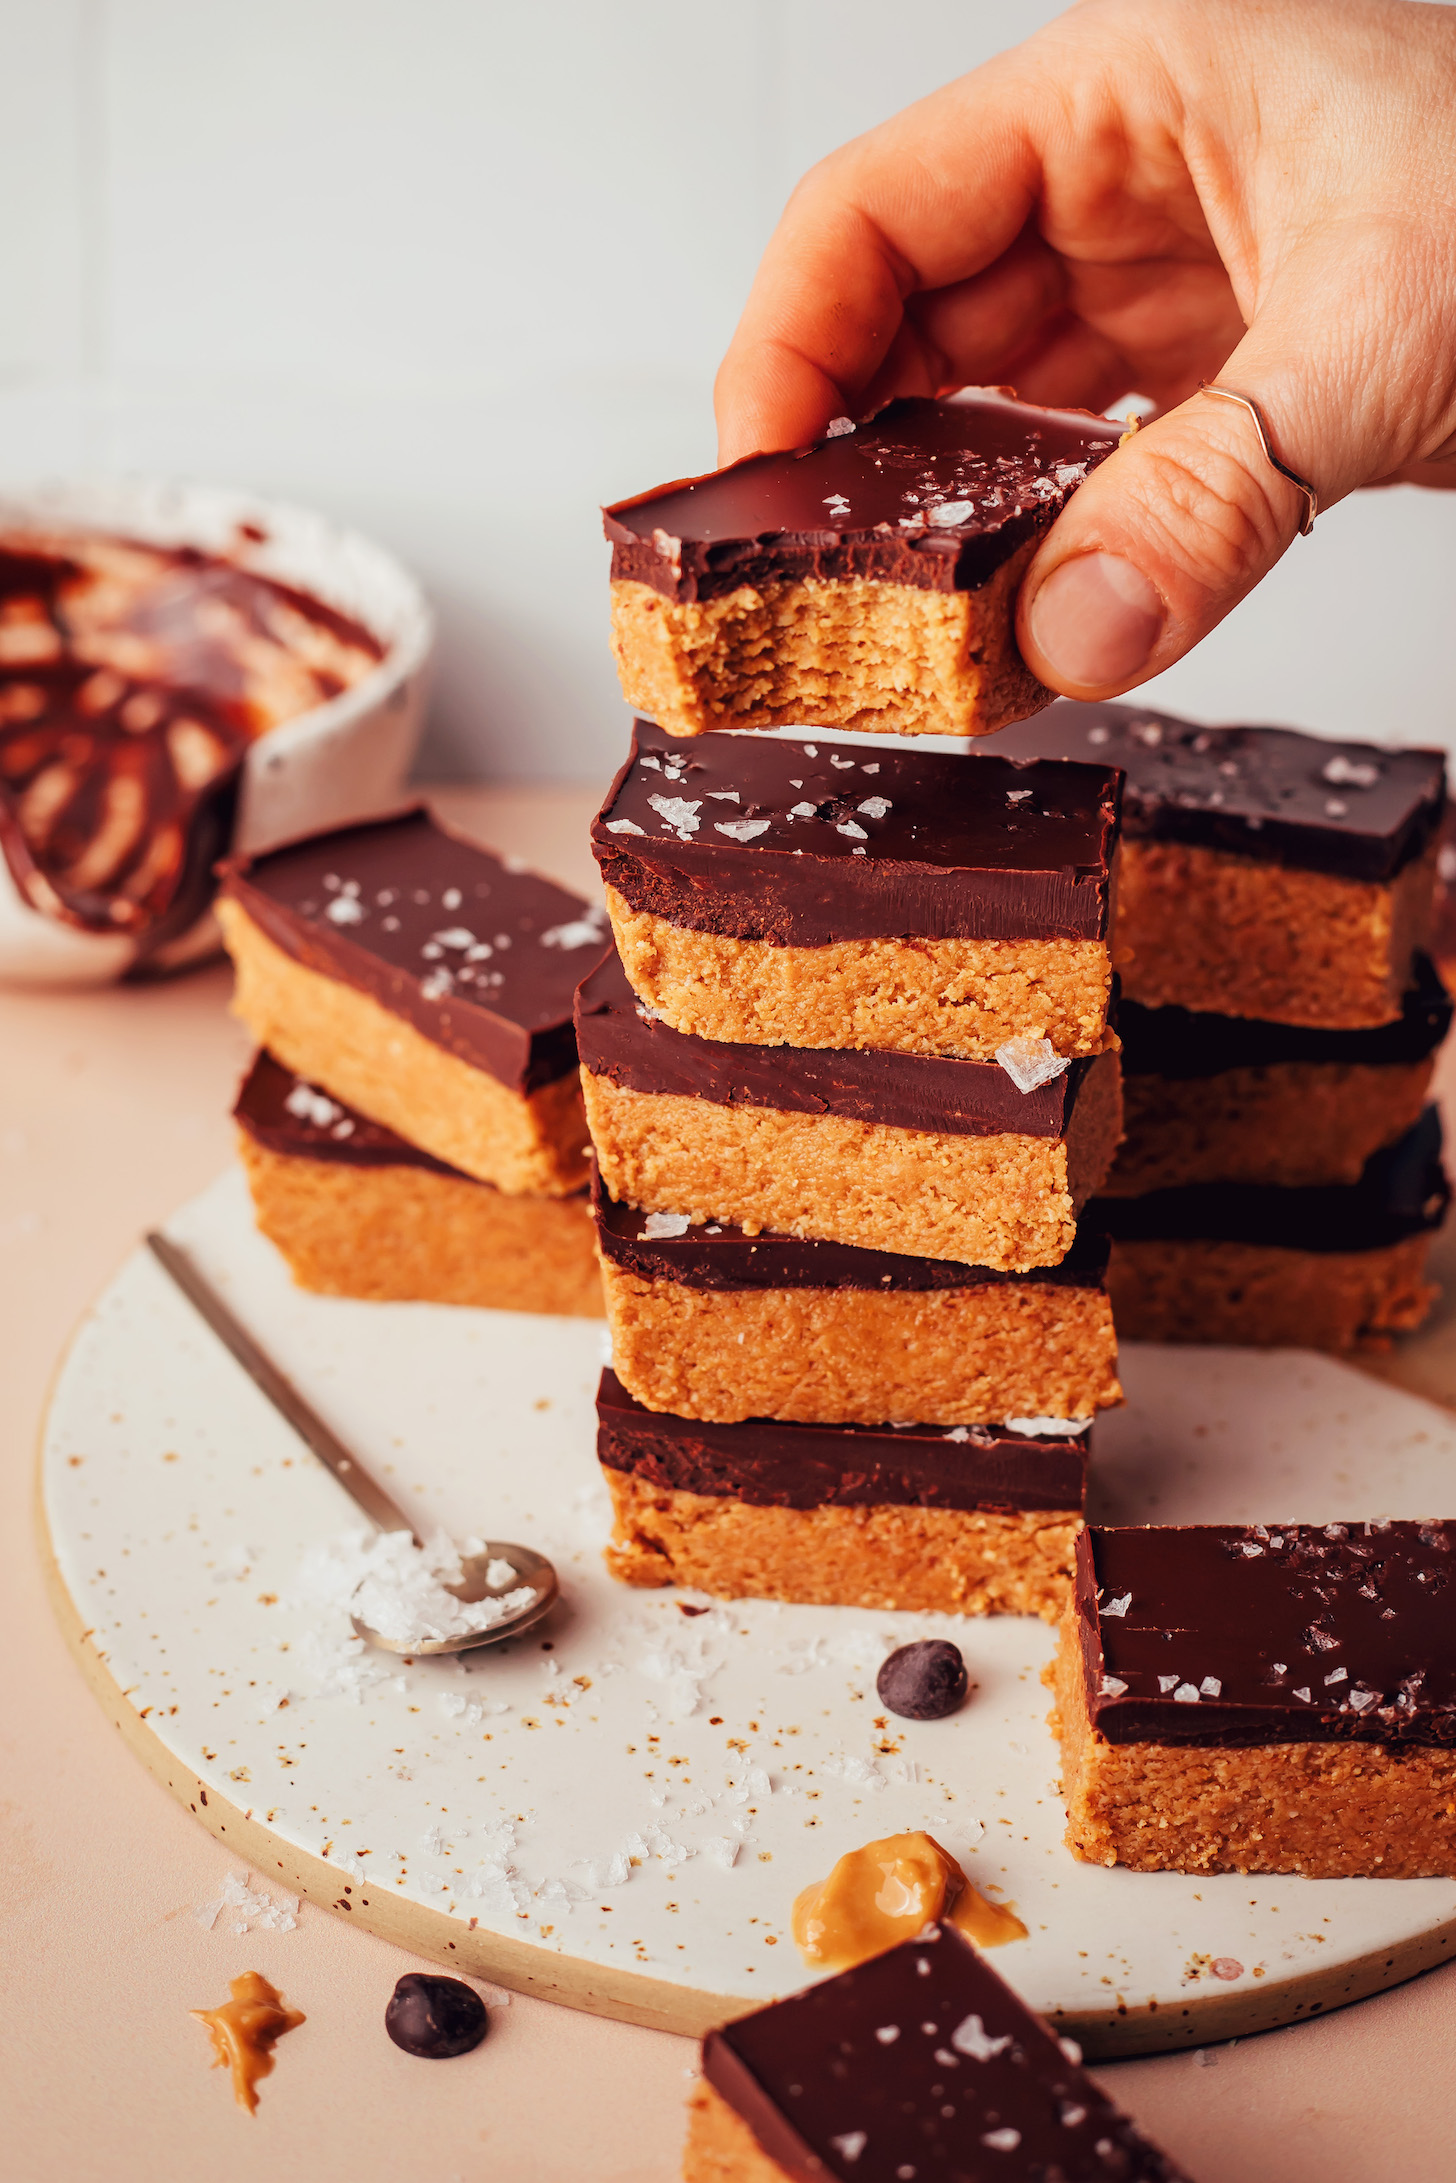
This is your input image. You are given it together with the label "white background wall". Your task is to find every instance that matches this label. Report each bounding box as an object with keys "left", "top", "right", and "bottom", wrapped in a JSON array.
[{"left": 0, "top": 0, "right": 1451, "bottom": 781}]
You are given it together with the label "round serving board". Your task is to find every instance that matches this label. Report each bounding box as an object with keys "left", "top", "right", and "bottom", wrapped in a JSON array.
[{"left": 39, "top": 1170, "right": 1456, "bottom": 2055}]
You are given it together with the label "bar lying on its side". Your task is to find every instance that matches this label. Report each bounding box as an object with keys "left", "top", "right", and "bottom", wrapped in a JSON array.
[{"left": 1053, "top": 1522, "right": 1456, "bottom": 1878}]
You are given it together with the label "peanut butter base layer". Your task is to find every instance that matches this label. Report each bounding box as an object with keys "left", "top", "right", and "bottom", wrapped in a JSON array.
[
  {"left": 238, "top": 1136, "right": 602, "bottom": 1315},
  {"left": 605, "top": 886, "right": 1114, "bottom": 1060},
  {"left": 1104, "top": 1234, "right": 1437, "bottom": 1353},
  {"left": 684, "top": 2082, "right": 791, "bottom": 2183},
  {"left": 603, "top": 1468, "right": 1078, "bottom": 1618},
  {"left": 1050, "top": 1607, "right": 1456, "bottom": 1877},
  {"left": 600, "top": 1259, "right": 1122, "bottom": 1425},
  {"left": 218, "top": 899, "right": 590, "bottom": 1195},
  {"left": 1103, "top": 1057, "right": 1434, "bottom": 1195},
  {"left": 1114, "top": 837, "right": 1436, "bottom": 1029},
  {"left": 583, "top": 1057, "right": 1122, "bottom": 1272},
  {"left": 608, "top": 551, "right": 1048, "bottom": 741}
]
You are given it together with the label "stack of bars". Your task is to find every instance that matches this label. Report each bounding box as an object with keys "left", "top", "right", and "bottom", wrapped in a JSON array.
[
  {"left": 995, "top": 703, "right": 1452, "bottom": 1352},
  {"left": 216, "top": 807, "right": 607, "bottom": 1318},
  {"left": 583, "top": 389, "right": 1148, "bottom": 1622}
]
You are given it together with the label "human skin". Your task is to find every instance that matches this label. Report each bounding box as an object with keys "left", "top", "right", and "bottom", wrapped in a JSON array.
[{"left": 714, "top": 0, "right": 1456, "bottom": 697}]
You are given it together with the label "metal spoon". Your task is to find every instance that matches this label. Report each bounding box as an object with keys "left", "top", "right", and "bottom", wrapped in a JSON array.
[{"left": 145, "top": 1230, "right": 559, "bottom": 1655}]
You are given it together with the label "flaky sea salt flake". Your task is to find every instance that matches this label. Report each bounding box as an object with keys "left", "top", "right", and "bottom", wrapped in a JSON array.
[
  {"left": 951, "top": 2013, "right": 1012, "bottom": 2061},
  {"left": 995, "top": 1036, "right": 1070, "bottom": 1093},
  {"left": 716, "top": 819, "right": 772, "bottom": 842},
  {"left": 642, "top": 1212, "right": 691, "bottom": 1239}
]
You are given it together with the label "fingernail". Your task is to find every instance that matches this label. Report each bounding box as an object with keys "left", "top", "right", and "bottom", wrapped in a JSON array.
[{"left": 1027, "top": 553, "right": 1164, "bottom": 690}]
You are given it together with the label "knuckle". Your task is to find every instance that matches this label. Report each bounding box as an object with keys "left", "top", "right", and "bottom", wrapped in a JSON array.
[{"left": 1120, "top": 434, "right": 1292, "bottom": 598}]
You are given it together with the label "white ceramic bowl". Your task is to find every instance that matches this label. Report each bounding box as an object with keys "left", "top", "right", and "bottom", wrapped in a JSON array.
[{"left": 0, "top": 475, "right": 434, "bottom": 986}]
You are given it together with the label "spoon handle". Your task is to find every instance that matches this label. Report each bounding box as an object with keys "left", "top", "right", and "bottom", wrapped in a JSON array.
[{"left": 144, "top": 1230, "right": 420, "bottom": 1543}]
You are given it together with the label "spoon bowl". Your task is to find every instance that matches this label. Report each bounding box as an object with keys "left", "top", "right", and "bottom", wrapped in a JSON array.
[{"left": 351, "top": 1540, "right": 560, "bottom": 1656}]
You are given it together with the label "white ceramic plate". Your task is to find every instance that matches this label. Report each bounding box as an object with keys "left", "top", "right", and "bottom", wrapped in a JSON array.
[{"left": 38, "top": 1170, "right": 1456, "bottom": 2051}]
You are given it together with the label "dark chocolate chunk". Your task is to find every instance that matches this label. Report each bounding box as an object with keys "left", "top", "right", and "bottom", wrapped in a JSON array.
[
  {"left": 596, "top": 1370, "right": 1089, "bottom": 1513},
  {"left": 1079, "top": 1523, "right": 1456, "bottom": 1749},
  {"left": 234, "top": 1049, "right": 469, "bottom": 1177},
  {"left": 604, "top": 393, "right": 1121, "bottom": 603},
  {"left": 0, "top": 536, "right": 384, "bottom": 952},
  {"left": 384, "top": 1973, "right": 488, "bottom": 2058},
  {"left": 591, "top": 1164, "right": 1110, "bottom": 1295},
  {"left": 1117, "top": 955, "right": 1452, "bottom": 1078},
  {"left": 877, "top": 1640, "right": 970, "bottom": 1720},
  {"left": 703, "top": 1922, "right": 1188, "bottom": 2183},
  {"left": 1089, "top": 1107, "right": 1449, "bottom": 1252},
  {"left": 989, "top": 699, "right": 1446, "bottom": 883},
  {"left": 220, "top": 809, "right": 609, "bottom": 1093},
  {"left": 576, "top": 950, "right": 1105, "bottom": 1141},
  {"left": 592, "top": 723, "right": 1121, "bottom": 945}
]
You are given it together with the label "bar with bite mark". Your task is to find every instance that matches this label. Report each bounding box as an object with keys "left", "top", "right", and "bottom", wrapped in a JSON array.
[
  {"left": 592, "top": 724, "right": 1122, "bottom": 1060},
  {"left": 605, "top": 393, "right": 1122, "bottom": 741},
  {"left": 1053, "top": 1521, "right": 1456, "bottom": 1877}
]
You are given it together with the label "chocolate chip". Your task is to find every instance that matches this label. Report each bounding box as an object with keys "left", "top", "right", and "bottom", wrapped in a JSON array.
[
  {"left": 385, "top": 1973, "right": 488, "bottom": 2058},
  {"left": 877, "top": 1640, "right": 968, "bottom": 1721}
]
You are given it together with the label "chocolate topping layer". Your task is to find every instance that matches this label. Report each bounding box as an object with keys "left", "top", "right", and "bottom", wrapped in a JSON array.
[
  {"left": 991, "top": 699, "right": 1446, "bottom": 882},
  {"left": 221, "top": 810, "right": 608, "bottom": 1093},
  {"left": 704, "top": 1923, "right": 1186, "bottom": 2183},
  {"left": 1119, "top": 955, "right": 1452, "bottom": 1078},
  {"left": 592, "top": 723, "right": 1121, "bottom": 944},
  {"left": 0, "top": 533, "right": 384, "bottom": 950},
  {"left": 596, "top": 1369, "right": 1087, "bottom": 1513},
  {"left": 604, "top": 393, "right": 1121, "bottom": 604},
  {"left": 1090, "top": 1107, "right": 1449, "bottom": 1252},
  {"left": 233, "top": 1049, "right": 468, "bottom": 1178},
  {"left": 576, "top": 950, "right": 1103, "bottom": 1139},
  {"left": 591, "top": 1166, "right": 1109, "bottom": 1293},
  {"left": 1079, "top": 1523, "right": 1456, "bottom": 1749}
]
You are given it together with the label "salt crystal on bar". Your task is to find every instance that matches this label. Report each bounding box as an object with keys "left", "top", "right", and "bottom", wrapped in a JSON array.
[
  {"left": 837, "top": 821, "right": 868, "bottom": 840},
  {"left": 541, "top": 913, "right": 606, "bottom": 949},
  {"left": 926, "top": 500, "right": 975, "bottom": 526},
  {"left": 1173, "top": 1683, "right": 1200, "bottom": 1703},
  {"left": 705, "top": 790, "right": 740, "bottom": 802},
  {"left": 825, "top": 418, "right": 856, "bottom": 438},
  {"left": 995, "top": 1036, "right": 1070, "bottom": 1093},
  {"left": 715, "top": 819, "right": 772, "bottom": 842},
  {"left": 1100, "top": 1675, "right": 1128, "bottom": 1696},
  {"left": 1322, "top": 755, "right": 1380, "bottom": 788},
  {"left": 857, "top": 795, "right": 891, "bottom": 819},
  {"left": 648, "top": 793, "right": 702, "bottom": 836},
  {"left": 642, "top": 1212, "right": 691, "bottom": 1239},
  {"left": 951, "top": 2014, "right": 1012, "bottom": 2061},
  {"left": 605, "top": 818, "right": 644, "bottom": 836},
  {"left": 1005, "top": 1415, "right": 1091, "bottom": 1437},
  {"left": 1102, "top": 1592, "right": 1132, "bottom": 1618},
  {"left": 325, "top": 894, "right": 365, "bottom": 925}
]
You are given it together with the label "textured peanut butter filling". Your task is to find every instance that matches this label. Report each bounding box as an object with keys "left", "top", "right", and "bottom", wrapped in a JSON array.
[{"left": 191, "top": 1971, "right": 305, "bottom": 2113}]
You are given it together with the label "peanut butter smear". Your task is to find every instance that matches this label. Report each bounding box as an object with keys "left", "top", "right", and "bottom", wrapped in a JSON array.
[
  {"left": 191, "top": 1971, "right": 305, "bottom": 2113},
  {"left": 791, "top": 1829, "right": 1027, "bottom": 1972}
]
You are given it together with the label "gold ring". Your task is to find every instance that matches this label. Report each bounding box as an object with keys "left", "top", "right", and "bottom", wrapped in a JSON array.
[{"left": 1198, "top": 382, "right": 1318, "bottom": 536}]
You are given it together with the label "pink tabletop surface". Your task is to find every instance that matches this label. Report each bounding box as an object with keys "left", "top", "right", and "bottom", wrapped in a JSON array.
[{"left": 5, "top": 781, "right": 1456, "bottom": 2183}]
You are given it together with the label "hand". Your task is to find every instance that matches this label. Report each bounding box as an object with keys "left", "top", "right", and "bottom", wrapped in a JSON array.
[{"left": 714, "top": 0, "right": 1456, "bottom": 699}]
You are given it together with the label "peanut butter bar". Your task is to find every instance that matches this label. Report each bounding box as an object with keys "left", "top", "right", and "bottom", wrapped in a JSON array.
[
  {"left": 218, "top": 809, "right": 606, "bottom": 1194},
  {"left": 597, "top": 1368, "right": 1085, "bottom": 1619},
  {"left": 605, "top": 393, "right": 1121, "bottom": 740},
  {"left": 684, "top": 1922, "right": 1188, "bottom": 2182},
  {"left": 594, "top": 1176, "right": 1121, "bottom": 1428},
  {"left": 992, "top": 702, "right": 1446, "bottom": 1028},
  {"left": 1105, "top": 957, "right": 1451, "bottom": 1194},
  {"left": 592, "top": 724, "right": 1121, "bottom": 1059},
  {"left": 233, "top": 1051, "right": 601, "bottom": 1316},
  {"left": 1054, "top": 1522, "right": 1456, "bottom": 1877},
  {"left": 577, "top": 954, "right": 1122, "bottom": 1271},
  {"left": 1093, "top": 1107, "right": 1449, "bottom": 1352}
]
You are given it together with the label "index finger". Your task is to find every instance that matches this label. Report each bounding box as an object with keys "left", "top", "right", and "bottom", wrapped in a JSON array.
[{"left": 713, "top": 53, "right": 1047, "bottom": 464}]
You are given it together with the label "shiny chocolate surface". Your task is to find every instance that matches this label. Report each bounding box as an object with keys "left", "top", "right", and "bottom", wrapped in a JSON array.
[
  {"left": 222, "top": 809, "right": 607, "bottom": 1092},
  {"left": 596, "top": 1369, "right": 1087, "bottom": 1513},
  {"left": 704, "top": 1923, "right": 1187, "bottom": 2183},
  {"left": 592, "top": 722, "right": 1120, "bottom": 944},
  {"left": 990, "top": 700, "right": 1446, "bottom": 882},
  {"left": 604, "top": 393, "right": 1121, "bottom": 602},
  {"left": 1080, "top": 1523, "right": 1456, "bottom": 1748},
  {"left": 575, "top": 949, "right": 1102, "bottom": 1139}
]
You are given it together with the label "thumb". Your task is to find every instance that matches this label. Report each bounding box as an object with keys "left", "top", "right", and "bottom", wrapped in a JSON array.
[{"left": 1015, "top": 366, "right": 1317, "bottom": 698}]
